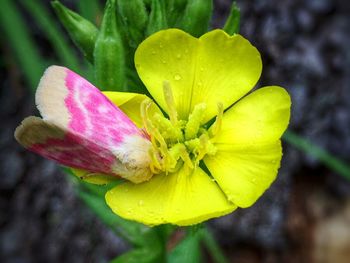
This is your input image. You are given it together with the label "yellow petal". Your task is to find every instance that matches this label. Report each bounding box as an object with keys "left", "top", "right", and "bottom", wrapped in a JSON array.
[
  {"left": 105, "top": 166, "right": 236, "bottom": 226},
  {"left": 204, "top": 141, "right": 282, "bottom": 208},
  {"left": 71, "top": 168, "right": 118, "bottom": 185},
  {"left": 135, "top": 29, "right": 262, "bottom": 122},
  {"left": 103, "top": 91, "right": 161, "bottom": 127},
  {"left": 214, "top": 86, "right": 291, "bottom": 145}
]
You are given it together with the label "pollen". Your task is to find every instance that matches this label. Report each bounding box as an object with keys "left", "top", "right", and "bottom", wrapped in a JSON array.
[{"left": 141, "top": 81, "right": 222, "bottom": 174}]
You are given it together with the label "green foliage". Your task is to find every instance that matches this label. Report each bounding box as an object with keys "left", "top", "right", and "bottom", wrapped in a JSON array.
[
  {"left": 0, "top": 0, "right": 45, "bottom": 91},
  {"left": 77, "top": 0, "right": 101, "bottom": 24},
  {"left": 176, "top": 0, "right": 213, "bottom": 37},
  {"left": 52, "top": 0, "right": 99, "bottom": 63},
  {"left": 165, "top": 0, "right": 188, "bottom": 26},
  {"left": 21, "top": 0, "right": 81, "bottom": 72},
  {"left": 146, "top": 0, "right": 168, "bottom": 37},
  {"left": 168, "top": 226, "right": 202, "bottom": 263},
  {"left": 94, "top": 0, "right": 126, "bottom": 91},
  {"left": 117, "top": 0, "right": 148, "bottom": 46},
  {"left": 223, "top": 1, "right": 240, "bottom": 35}
]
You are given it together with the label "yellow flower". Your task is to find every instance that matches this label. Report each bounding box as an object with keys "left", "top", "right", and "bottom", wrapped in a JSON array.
[{"left": 84, "top": 29, "right": 291, "bottom": 226}]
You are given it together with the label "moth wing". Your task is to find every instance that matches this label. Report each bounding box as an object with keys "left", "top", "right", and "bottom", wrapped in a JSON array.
[{"left": 15, "top": 66, "right": 152, "bottom": 183}]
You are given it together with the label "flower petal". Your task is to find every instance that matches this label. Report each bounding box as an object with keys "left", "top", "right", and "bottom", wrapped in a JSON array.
[
  {"left": 105, "top": 166, "right": 236, "bottom": 226},
  {"left": 214, "top": 86, "right": 291, "bottom": 145},
  {"left": 104, "top": 91, "right": 161, "bottom": 127},
  {"left": 204, "top": 86, "right": 291, "bottom": 208},
  {"left": 135, "top": 29, "right": 262, "bottom": 122},
  {"left": 135, "top": 29, "right": 197, "bottom": 120},
  {"left": 204, "top": 141, "right": 282, "bottom": 208}
]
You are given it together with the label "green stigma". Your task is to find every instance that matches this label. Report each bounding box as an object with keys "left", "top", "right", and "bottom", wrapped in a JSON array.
[{"left": 141, "top": 81, "right": 223, "bottom": 174}]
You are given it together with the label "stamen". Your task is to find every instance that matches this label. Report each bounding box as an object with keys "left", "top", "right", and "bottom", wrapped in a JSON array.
[
  {"left": 152, "top": 113, "right": 183, "bottom": 142},
  {"left": 185, "top": 103, "right": 206, "bottom": 140},
  {"left": 142, "top": 87, "right": 219, "bottom": 174},
  {"left": 209, "top": 102, "right": 224, "bottom": 139},
  {"left": 163, "top": 81, "right": 178, "bottom": 126}
]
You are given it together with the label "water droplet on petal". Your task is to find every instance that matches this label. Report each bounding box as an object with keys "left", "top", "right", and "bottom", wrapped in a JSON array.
[
  {"left": 161, "top": 60, "right": 166, "bottom": 64},
  {"left": 138, "top": 200, "right": 144, "bottom": 206},
  {"left": 176, "top": 53, "right": 182, "bottom": 59},
  {"left": 174, "top": 74, "right": 181, "bottom": 81}
]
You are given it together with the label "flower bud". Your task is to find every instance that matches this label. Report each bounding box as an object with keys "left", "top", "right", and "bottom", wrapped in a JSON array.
[
  {"left": 117, "top": 0, "right": 148, "bottom": 46},
  {"left": 223, "top": 1, "right": 240, "bottom": 35},
  {"left": 94, "top": 0, "right": 125, "bottom": 91},
  {"left": 52, "top": 1, "right": 98, "bottom": 63},
  {"left": 146, "top": 0, "right": 167, "bottom": 36},
  {"left": 177, "top": 0, "right": 213, "bottom": 37}
]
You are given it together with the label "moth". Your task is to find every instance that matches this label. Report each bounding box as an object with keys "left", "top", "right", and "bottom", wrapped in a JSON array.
[{"left": 15, "top": 66, "right": 152, "bottom": 183}]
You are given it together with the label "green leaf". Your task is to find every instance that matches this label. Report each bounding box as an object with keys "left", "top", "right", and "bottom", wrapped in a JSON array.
[
  {"left": 176, "top": 0, "right": 213, "bottom": 37},
  {"left": 94, "top": 0, "right": 126, "bottom": 91},
  {"left": 223, "top": 1, "right": 240, "bottom": 35},
  {"left": 283, "top": 130, "right": 350, "bottom": 180},
  {"left": 0, "top": 0, "right": 45, "bottom": 91},
  {"left": 52, "top": 0, "right": 99, "bottom": 63},
  {"left": 21, "top": 0, "right": 80, "bottom": 72},
  {"left": 168, "top": 226, "right": 202, "bottom": 263},
  {"left": 145, "top": 0, "right": 168, "bottom": 37}
]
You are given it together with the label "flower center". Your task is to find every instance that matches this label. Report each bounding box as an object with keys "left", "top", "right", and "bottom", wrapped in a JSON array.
[{"left": 141, "top": 81, "right": 223, "bottom": 174}]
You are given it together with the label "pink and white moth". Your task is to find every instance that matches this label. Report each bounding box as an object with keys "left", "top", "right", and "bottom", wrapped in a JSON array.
[{"left": 15, "top": 66, "right": 152, "bottom": 183}]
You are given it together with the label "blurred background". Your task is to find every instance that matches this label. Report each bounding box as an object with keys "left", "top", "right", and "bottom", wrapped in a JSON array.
[{"left": 1, "top": 0, "right": 350, "bottom": 262}]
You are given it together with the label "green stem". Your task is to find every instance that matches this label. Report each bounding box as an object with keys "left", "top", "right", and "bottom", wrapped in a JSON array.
[
  {"left": 283, "top": 130, "right": 350, "bottom": 180},
  {"left": 201, "top": 226, "right": 229, "bottom": 263}
]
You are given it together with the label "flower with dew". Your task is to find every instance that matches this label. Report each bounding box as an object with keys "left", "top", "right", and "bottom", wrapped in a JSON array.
[
  {"left": 15, "top": 29, "right": 291, "bottom": 226},
  {"left": 103, "top": 29, "right": 291, "bottom": 226}
]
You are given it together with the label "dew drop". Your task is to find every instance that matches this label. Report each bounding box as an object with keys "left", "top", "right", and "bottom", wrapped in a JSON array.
[
  {"left": 200, "top": 67, "right": 204, "bottom": 72},
  {"left": 174, "top": 74, "right": 181, "bottom": 81},
  {"left": 176, "top": 53, "right": 182, "bottom": 59},
  {"left": 159, "top": 43, "right": 163, "bottom": 48},
  {"left": 161, "top": 60, "right": 167, "bottom": 64},
  {"left": 151, "top": 50, "right": 156, "bottom": 55},
  {"left": 138, "top": 200, "right": 144, "bottom": 206}
]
